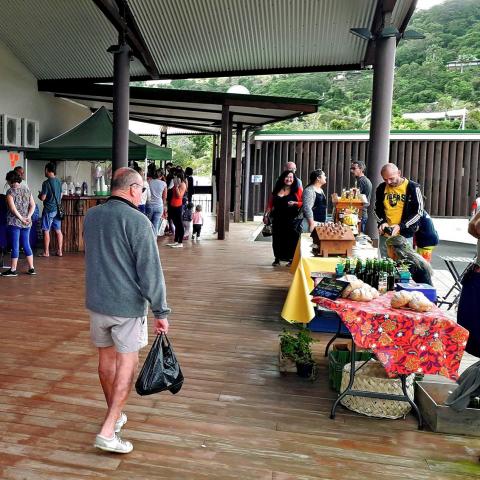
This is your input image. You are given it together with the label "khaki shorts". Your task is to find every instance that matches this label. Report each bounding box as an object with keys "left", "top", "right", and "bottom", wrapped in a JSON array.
[{"left": 89, "top": 310, "right": 148, "bottom": 353}]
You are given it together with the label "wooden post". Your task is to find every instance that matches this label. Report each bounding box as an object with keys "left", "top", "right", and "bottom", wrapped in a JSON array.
[
  {"left": 233, "top": 124, "right": 243, "bottom": 222},
  {"left": 217, "top": 106, "right": 230, "bottom": 240},
  {"left": 243, "top": 129, "right": 252, "bottom": 222},
  {"left": 225, "top": 113, "right": 233, "bottom": 232}
]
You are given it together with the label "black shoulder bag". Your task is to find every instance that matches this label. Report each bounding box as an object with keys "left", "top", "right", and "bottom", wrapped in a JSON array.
[{"left": 47, "top": 180, "right": 65, "bottom": 220}]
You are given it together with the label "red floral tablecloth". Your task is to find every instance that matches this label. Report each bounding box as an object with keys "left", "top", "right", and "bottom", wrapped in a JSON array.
[{"left": 313, "top": 292, "right": 469, "bottom": 380}]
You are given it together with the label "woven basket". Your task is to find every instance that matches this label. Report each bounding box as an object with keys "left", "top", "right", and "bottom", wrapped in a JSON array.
[{"left": 340, "top": 360, "right": 414, "bottom": 419}]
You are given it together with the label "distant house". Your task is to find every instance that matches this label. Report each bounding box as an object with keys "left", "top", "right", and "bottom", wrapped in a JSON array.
[{"left": 447, "top": 59, "right": 480, "bottom": 72}]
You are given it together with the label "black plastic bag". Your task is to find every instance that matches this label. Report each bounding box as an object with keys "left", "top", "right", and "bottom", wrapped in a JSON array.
[{"left": 135, "top": 334, "right": 184, "bottom": 396}]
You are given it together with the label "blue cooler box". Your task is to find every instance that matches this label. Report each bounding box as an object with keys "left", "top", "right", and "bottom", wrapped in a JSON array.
[
  {"left": 308, "top": 306, "right": 349, "bottom": 333},
  {"left": 395, "top": 282, "right": 437, "bottom": 303}
]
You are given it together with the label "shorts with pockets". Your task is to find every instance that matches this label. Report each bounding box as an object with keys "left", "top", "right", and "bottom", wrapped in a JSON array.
[
  {"left": 42, "top": 210, "right": 61, "bottom": 231},
  {"left": 89, "top": 310, "right": 148, "bottom": 353}
]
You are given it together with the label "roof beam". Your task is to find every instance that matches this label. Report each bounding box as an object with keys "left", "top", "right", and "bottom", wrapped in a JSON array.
[
  {"left": 91, "top": 0, "right": 159, "bottom": 79},
  {"left": 37, "top": 62, "right": 363, "bottom": 86},
  {"left": 129, "top": 116, "right": 219, "bottom": 135},
  {"left": 364, "top": 0, "right": 410, "bottom": 66},
  {"left": 54, "top": 93, "right": 286, "bottom": 119}
]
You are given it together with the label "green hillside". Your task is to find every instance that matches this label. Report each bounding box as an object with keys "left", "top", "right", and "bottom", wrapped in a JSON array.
[
  {"left": 135, "top": 0, "right": 480, "bottom": 170},
  {"left": 136, "top": 0, "right": 480, "bottom": 132}
]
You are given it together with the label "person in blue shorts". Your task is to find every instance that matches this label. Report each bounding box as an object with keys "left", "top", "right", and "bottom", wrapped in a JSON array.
[{"left": 38, "top": 162, "right": 63, "bottom": 257}]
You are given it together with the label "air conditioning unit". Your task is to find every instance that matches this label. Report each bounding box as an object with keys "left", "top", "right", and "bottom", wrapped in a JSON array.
[
  {"left": 1, "top": 114, "right": 22, "bottom": 148},
  {"left": 22, "top": 118, "right": 39, "bottom": 149}
]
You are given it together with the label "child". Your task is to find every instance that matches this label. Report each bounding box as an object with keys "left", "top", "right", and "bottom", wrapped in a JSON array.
[
  {"left": 414, "top": 211, "right": 439, "bottom": 263},
  {"left": 192, "top": 204, "right": 204, "bottom": 240},
  {"left": 182, "top": 202, "right": 194, "bottom": 240}
]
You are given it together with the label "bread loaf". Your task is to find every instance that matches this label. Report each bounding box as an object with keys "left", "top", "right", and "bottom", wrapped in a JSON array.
[
  {"left": 349, "top": 286, "right": 373, "bottom": 302},
  {"left": 391, "top": 291, "right": 412, "bottom": 308},
  {"left": 408, "top": 292, "right": 433, "bottom": 312}
]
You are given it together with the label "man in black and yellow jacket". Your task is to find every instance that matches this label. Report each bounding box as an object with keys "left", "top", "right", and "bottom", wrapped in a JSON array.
[{"left": 374, "top": 163, "right": 424, "bottom": 257}]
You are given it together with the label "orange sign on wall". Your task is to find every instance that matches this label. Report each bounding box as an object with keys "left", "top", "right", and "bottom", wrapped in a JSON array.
[{"left": 9, "top": 152, "right": 19, "bottom": 168}]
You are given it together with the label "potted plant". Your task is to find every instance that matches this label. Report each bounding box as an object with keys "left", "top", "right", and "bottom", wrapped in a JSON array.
[
  {"left": 279, "top": 328, "right": 316, "bottom": 378},
  {"left": 396, "top": 261, "right": 412, "bottom": 283}
]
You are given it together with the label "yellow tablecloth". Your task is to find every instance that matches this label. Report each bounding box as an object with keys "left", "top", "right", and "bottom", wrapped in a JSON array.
[{"left": 281, "top": 235, "right": 339, "bottom": 323}]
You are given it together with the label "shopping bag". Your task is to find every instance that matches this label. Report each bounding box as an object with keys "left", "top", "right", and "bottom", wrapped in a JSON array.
[
  {"left": 262, "top": 224, "right": 272, "bottom": 237},
  {"left": 158, "top": 218, "right": 167, "bottom": 237},
  {"left": 135, "top": 334, "right": 184, "bottom": 396}
]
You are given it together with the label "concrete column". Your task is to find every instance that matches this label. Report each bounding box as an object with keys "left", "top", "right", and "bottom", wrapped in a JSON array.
[
  {"left": 110, "top": 42, "right": 131, "bottom": 172},
  {"left": 366, "top": 35, "right": 397, "bottom": 239}
]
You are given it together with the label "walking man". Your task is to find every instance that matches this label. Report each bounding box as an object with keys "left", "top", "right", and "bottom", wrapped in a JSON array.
[
  {"left": 374, "top": 163, "right": 423, "bottom": 257},
  {"left": 38, "top": 162, "right": 63, "bottom": 256},
  {"left": 84, "top": 167, "right": 170, "bottom": 453},
  {"left": 350, "top": 161, "right": 372, "bottom": 233}
]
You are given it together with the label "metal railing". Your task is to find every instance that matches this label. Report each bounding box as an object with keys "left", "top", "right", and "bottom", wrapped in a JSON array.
[{"left": 192, "top": 194, "right": 212, "bottom": 213}]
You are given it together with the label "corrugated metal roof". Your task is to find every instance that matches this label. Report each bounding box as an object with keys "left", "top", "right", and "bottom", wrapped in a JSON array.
[
  {"left": 129, "top": 0, "right": 378, "bottom": 76},
  {"left": 0, "top": 0, "right": 416, "bottom": 81},
  {"left": 0, "top": 0, "right": 148, "bottom": 80},
  {"left": 254, "top": 130, "right": 480, "bottom": 141},
  {"left": 129, "top": 120, "right": 205, "bottom": 136}
]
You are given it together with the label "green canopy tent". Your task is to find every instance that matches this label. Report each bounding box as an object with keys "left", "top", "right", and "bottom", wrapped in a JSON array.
[{"left": 27, "top": 106, "right": 172, "bottom": 162}]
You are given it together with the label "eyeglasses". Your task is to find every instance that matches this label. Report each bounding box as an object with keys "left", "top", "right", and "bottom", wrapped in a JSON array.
[{"left": 130, "top": 183, "right": 146, "bottom": 193}]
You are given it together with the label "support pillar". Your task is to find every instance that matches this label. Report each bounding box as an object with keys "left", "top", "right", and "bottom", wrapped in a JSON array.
[
  {"left": 109, "top": 41, "right": 131, "bottom": 172},
  {"left": 233, "top": 124, "right": 243, "bottom": 222},
  {"left": 217, "top": 106, "right": 230, "bottom": 240},
  {"left": 225, "top": 113, "right": 233, "bottom": 232},
  {"left": 366, "top": 35, "right": 397, "bottom": 240},
  {"left": 242, "top": 129, "right": 252, "bottom": 222},
  {"left": 211, "top": 134, "right": 217, "bottom": 212}
]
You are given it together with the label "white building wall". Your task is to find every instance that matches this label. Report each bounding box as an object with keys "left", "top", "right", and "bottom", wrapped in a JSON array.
[{"left": 0, "top": 37, "right": 90, "bottom": 206}]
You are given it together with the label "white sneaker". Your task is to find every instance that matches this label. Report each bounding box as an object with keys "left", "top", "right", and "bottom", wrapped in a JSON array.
[
  {"left": 94, "top": 433, "right": 133, "bottom": 453},
  {"left": 166, "top": 242, "right": 178, "bottom": 247},
  {"left": 171, "top": 243, "right": 183, "bottom": 248},
  {"left": 114, "top": 412, "right": 127, "bottom": 433}
]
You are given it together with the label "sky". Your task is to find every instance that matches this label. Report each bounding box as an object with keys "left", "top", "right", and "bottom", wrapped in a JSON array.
[{"left": 416, "top": 0, "right": 446, "bottom": 10}]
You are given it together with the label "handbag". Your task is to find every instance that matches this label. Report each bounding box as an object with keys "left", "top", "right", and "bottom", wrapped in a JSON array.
[
  {"left": 293, "top": 213, "right": 306, "bottom": 234},
  {"left": 262, "top": 224, "right": 273, "bottom": 237},
  {"left": 47, "top": 180, "right": 65, "bottom": 220},
  {"left": 135, "top": 334, "right": 184, "bottom": 396}
]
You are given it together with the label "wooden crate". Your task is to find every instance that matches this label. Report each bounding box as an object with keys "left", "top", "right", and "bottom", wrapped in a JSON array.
[{"left": 311, "top": 223, "right": 355, "bottom": 257}]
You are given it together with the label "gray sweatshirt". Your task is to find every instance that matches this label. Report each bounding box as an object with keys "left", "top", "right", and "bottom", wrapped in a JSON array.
[{"left": 84, "top": 197, "right": 170, "bottom": 319}]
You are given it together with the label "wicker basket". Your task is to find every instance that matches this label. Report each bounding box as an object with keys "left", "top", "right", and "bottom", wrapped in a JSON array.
[{"left": 340, "top": 360, "right": 414, "bottom": 419}]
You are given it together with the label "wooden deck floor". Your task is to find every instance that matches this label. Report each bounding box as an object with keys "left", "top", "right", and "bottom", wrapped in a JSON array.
[{"left": 1, "top": 221, "right": 479, "bottom": 480}]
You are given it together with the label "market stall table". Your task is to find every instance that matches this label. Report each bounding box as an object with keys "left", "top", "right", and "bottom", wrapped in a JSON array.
[
  {"left": 313, "top": 292, "right": 469, "bottom": 427},
  {"left": 281, "top": 234, "right": 377, "bottom": 324}
]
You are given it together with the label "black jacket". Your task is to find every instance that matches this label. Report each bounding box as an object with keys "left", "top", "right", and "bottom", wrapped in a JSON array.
[{"left": 374, "top": 179, "right": 423, "bottom": 238}]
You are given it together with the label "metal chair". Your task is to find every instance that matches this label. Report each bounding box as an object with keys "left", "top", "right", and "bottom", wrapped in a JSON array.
[{"left": 437, "top": 256, "right": 475, "bottom": 310}]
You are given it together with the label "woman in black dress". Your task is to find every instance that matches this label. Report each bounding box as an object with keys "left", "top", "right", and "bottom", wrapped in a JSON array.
[{"left": 264, "top": 170, "right": 303, "bottom": 266}]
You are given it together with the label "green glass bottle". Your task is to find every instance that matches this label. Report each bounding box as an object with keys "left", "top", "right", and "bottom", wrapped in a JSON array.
[
  {"left": 387, "top": 262, "right": 396, "bottom": 291},
  {"left": 344, "top": 258, "right": 351, "bottom": 275},
  {"left": 354, "top": 258, "right": 363, "bottom": 280}
]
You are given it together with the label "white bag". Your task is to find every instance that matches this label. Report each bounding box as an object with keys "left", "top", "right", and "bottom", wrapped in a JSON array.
[{"left": 158, "top": 218, "right": 167, "bottom": 237}]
